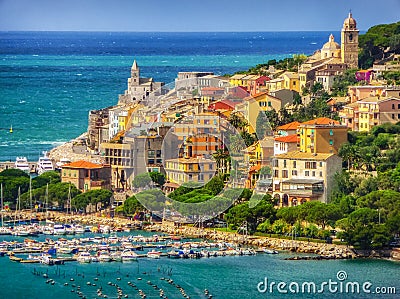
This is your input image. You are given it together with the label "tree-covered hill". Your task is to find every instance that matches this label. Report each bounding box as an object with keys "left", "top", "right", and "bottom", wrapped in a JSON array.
[{"left": 359, "top": 21, "right": 400, "bottom": 68}]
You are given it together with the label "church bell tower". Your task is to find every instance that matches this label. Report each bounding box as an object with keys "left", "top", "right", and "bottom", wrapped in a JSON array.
[
  {"left": 341, "top": 12, "right": 359, "bottom": 69},
  {"left": 131, "top": 60, "right": 140, "bottom": 86}
]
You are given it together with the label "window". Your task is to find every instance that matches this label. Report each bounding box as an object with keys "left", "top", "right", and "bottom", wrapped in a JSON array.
[
  {"left": 283, "top": 160, "right": 287, "bottom": 168},
  {"left": 320, "top": 171, "right": 323, "bottom": 177},
  {"left": 312, "top": 171, "right": 315, "bottom": 177},
  {"left": 392, "top": 104, "right": 395, "bottom": 109},
  {"left": 319, "top": 162, "right": 323, "bottom": 167},
  {"left": 392, "top": 114, "right": 395, "bottom": 120},
  {"left": 398, "top": 104, "right": 400, "bottom": 109},
  {"left": 274, "top": 170, "right": 279, "bottom": 177},
  {"left": 305, "top": 171, "right": 309, "bottom": 176},
  {"left": 305, "top": 161, "right": 317, "bottom": 169},
  {"left": 148, "top": 150, "right": 155, "bottom": 158},
  {"left": 329, "top": 129, "right": 333, "bottom": 136},
  {"left": 282, "top": 170, "right": 288, "bottom": 178},
  {"left": 273, "top": 159, "right": 278, "bottom": 167},
  {"left": 292, "top": 170, "right": 298, "bottom": 176},
  {"left": 293, "top": 161, "right": 297, "bottom": 168},
  {"left": 329, "top": 139, "right": 334, "bottom": 146},
  {"left": 156, "top": 150, "right": 162, "bottom": 157},
  {"left": 268, "top": 101, "right": 272, "bottom": 107}
]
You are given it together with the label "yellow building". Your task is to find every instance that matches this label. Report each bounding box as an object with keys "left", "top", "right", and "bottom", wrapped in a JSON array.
[
  {"left": 281, "top": 72, "right": 300, "bottom": 92},
  {"left": 165, "top": 157, "right": 216, "bottom": 186},
  {"left": 229, "top": 74, "right": 246, "bottom": 87},
  {"left": 272, "top": 151, "right": 342, "bottom": 205},
  {"left": 235, "top": 92, "right": 281, "bottom": 133},
  {"left": 298, "top": 117, "right": 348, "bottom": 154},
  {"left": 339, "top": 96, "right": 400, "bottom": 132}
]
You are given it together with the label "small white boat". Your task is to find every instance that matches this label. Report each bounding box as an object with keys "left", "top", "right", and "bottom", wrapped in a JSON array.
[
  {"left": 76, "top": 251, "right": 92, "bottom": 263},
  {"left": 53, "top": 224, "right": 66, "bottom": 235},
  {"left": 146, "top": 250, "right": 162, "bottom": 259},
  {"left": 121, "top": 250, "right": 138, "bottom": 262},
  {"left": 40, "top": 253, "right": 54, "bottom": 265},
  {"left": 15, "top": 157, "right": 30, "bottom": 173},
  {"left": 55, "top": 157, "right": 71, "bottom": 170},
  {"left": 111, "top": 251, "right": 122, "bottom": 262},
  {"left": 73, "top": 225, "right": 85, "bottom": 234},
  {"left": 97, "top": 250, "right": 111, "bottom": 262},
  {"left": 263, "top": 248, "right": 279, "bottom": 254}
]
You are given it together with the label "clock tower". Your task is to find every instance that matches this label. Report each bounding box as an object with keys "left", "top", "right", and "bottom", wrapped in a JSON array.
[{"left": 341, "top": 12, "right": 359, "bottom": 69}]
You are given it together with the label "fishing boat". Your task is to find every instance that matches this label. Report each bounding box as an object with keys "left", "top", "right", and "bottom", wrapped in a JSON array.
[
  {"left": 15, "top": 157, "right": 30, "bottom": 173},
  {"left": 121, "top": 249, "right": 138, "bottom": 262},
  {"left": 36, "top": 152, "right": 54, "bottom": 175}
]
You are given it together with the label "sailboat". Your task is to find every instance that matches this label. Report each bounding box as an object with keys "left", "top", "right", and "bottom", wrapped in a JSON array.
[{"left": 9, "top": 125, "right": 13, "bottom": 133}]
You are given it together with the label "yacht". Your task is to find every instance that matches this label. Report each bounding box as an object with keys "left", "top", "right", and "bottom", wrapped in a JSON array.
[
  {"left": 76, "top": 251, "right": 92, "bottom": 263},
  {"left": 37, "top": 152, "right": 54, "bottom": 175},
  {"left": 53, "top": 224, "right": 66, "bottom": 235},
  {"left": 55, "top": 157, "right": 71, "bottom": 170},
  {"left": 15, "top": 157, "right": 30, "bottom": 173},
  {"left": 121, "top": 249, "right": 138, "bottom": 262}
]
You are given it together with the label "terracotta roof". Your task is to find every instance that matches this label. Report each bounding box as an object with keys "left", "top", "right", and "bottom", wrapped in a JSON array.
[
  {"left": 275, "top": 151, "right": 336, "bottom": 161},
  {"left": 249, "top": 164, "right": 261, "bottom": 172},
  {"left": 63, "top": 160, "right": 104, "bottom": 169},
  {"left": 300, "top": 117, "right": 340, "bottom": 126},
  {"left": 277, "top": 121, "right": 301, "bottom": 131},
  {"left": 274, "top": 134, "right": 299, "bottom": 143}
]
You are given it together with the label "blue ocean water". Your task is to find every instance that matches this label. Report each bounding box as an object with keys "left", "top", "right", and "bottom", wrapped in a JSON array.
[
  {"left": 0, "top": 231, "right": 399, "bottom": 299},
  {"left": 0, "top": 31, "right": 335, "bottom": 162}
]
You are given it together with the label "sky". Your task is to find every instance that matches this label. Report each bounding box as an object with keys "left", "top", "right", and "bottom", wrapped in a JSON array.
[{"left": 0, "top": 0, "right": 399, "bottom": 32}]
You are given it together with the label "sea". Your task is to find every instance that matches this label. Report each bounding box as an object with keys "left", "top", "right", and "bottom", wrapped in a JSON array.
[
  {"left": 0, "top": 230, "right": 399, "bottom": 299},
  {"left": 1, "top": 31, "right": 399, "bottom": 299},
  {"left": 1, "top": 31, "right": 334, "bottom": 162}
]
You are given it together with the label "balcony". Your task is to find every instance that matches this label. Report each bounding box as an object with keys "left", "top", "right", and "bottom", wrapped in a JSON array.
[
  {"left": 91, "top": 180, "right": 106, "bottom": 187},
  {"left": 281, "top": 179, "right": 324, "bottom": 196}
]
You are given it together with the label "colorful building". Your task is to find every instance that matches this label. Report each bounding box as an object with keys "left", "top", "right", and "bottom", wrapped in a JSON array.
[
  {"left": 61, "top": 161, "right": 111, "bottom": 192},
  {"left": 298, "top": 117, "right": 348, "bottom": 154},
  {"left": 339, "top": 96, "right": 400, "bottom": 132},
  {"left": 272, "top": 151, "right": 342, "bottom": 205},
  {"left": 165, "top": 157, "right": 216, "bottom": 186}
]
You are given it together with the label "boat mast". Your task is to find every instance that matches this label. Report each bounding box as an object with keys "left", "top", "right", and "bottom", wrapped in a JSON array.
[
  {"left": 45, "top": 183, "right": 49, "bottom": 221},
  {"left": 29, "top": 176, "right": 32, "bottom": 223},
  {"left": 1, "top": 183, "right": 3, "bottom": 227},
  {"left": 67, "top": 184, "right": 71, "bottom": 222}
]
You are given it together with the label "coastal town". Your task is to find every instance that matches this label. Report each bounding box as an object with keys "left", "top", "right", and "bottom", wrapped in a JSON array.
[{"left": 1, "top": 13, "right": 400, "bottom": 263}]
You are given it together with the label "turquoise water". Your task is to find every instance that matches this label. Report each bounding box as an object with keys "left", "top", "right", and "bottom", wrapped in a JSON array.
[{"left": 0, "top": 231, "right": 399, "bottom": 298}]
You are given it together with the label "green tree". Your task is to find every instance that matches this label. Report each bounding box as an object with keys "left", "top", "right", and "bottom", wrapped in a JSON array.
[
  {"left": 132, "top": 173, "right": 152, "bottom": 188},
  {"left": 149, "top": 172, "right": 165, "bottom": 187}
]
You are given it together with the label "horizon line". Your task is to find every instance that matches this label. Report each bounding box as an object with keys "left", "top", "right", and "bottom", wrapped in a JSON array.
[{"left": 0, "top": 29, "right": 368, "bottom": 33}]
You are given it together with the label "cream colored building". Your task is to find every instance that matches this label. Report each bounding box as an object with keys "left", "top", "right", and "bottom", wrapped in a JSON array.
[
  {"left": 272, "top": 151, "right": 342, "bottom": 205},
  {"left": 165, "top": 157, "right": 216, "bottom": 186}
]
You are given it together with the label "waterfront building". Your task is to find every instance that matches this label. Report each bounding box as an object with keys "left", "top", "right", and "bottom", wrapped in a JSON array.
[
  {"left": 61, "top": 160, "right": 111, "bottom": 192},
  {"left": 339, "top": 96, "right": 400, "bottom": 132},
  {"left": 272, "top": 151, "right": 342, "bottom": 205},
  {"left": 298, "top": 117, "right": 348, "bottom": 154},
  {"left": 347, "top": 85, "right": 386, "bottom": 103}
]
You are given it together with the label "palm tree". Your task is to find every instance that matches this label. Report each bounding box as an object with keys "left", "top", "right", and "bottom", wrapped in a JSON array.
[{"left": 212, "top": 149, "right": 229, "bottom": 173}]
